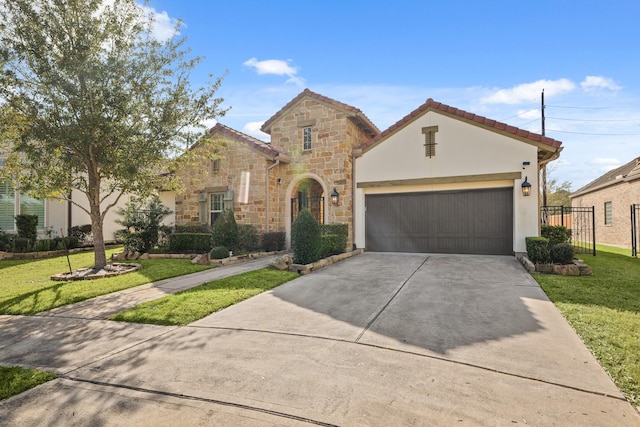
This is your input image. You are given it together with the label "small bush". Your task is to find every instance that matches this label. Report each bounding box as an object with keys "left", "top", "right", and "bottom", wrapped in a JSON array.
[
  {"left": 291, "top": 209, "right": 322, "bottom": 265},
  {"left": 238, "top": 224, "right": 259, "bottom": 252},
  {"left": 551, "top": 243, "right": 575, "bottom": 264},
  {"left": 15, "top": 214, "right": 38, "bottom": 243},
  {"left": 209, "top": 246, "right": 229, "bottom": 259},
  {"left": 320, "top": 223, "right": 348, "bottom": 257},
  {"left": 262, "top": 231, "right": 285, "bottom": 252},
  {"left": 169, "top": 233, "right": 212, "bottom": 252},
  {"left": 526, "top": 236, "right": 551, "bottom": 264},
  {"left": 211, "top": 209, "right": 239, "bottom": 251},
  {"left": 13, "top": 237, "right": 31, "bottom": 253},
  {"left": 175, "top": 224, "right": 211, "bottom": 233},
  {"left": 541, "top": 225, "right": 571, "bottom": 246},
  {"left": 0, "top": 229, "right": 11, "bottom": 251},
  {"left": 116, "top": 196, "right": 172, "bottom": 253},
  {"left": 68, "top": 224, "right": 93, "bottom": 243},
  {"left": 63, "top": 236, "right": 79, "bottom": 249}
]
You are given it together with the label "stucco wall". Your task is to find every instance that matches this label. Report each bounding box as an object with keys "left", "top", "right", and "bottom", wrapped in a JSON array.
[
  {"left": 571, "top": 178, "right": 640, "bottom": 248},
  {"left": 355, "top": 111, "right": 540, "bottom": 253}
]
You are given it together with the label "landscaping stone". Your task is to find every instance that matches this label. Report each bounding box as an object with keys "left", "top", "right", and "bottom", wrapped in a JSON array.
[
  {"left": 552, "top": 263, "right": 581, "bottom": 276},
  {"left": 270, "top": 254, "right": 293, "bottom": 270},
  {"left": 191, "top": 253, "right": 210, "bottom": 265},
  {"left": 50, "top": 263, "right": 142, "bottom": 281}
]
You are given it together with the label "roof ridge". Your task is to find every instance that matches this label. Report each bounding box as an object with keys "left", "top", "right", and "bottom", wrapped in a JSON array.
[
  {"left": 358, "top": 98, "right": 562, "bottom": 153},
  {"left": 572, "top": 155, "right": 640, "bottom": 196},
  {"left": 260, "top": 88, "right": 380, "bottom": 136},
  {"left": 209, "top": 122, "right": 281, "bottom": 158}
]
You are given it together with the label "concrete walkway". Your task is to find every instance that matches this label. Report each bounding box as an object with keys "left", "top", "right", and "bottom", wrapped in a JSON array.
[
  {"left": 1, "top": 253, "right": 639, "bottom": 426},
  {"left": 36, "top": 255, "right": 280, "bottom": 320}
]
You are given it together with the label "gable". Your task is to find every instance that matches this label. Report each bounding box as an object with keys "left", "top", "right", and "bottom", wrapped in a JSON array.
[
  {"left": 357, "top": 110, "right": 538, "bottom": 185},
  {"left": 358, "top": 99, "right": 562, "bottom": 163}
]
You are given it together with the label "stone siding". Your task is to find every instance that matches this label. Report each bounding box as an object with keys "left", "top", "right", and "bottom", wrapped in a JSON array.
[{"left": 572, "top": 179, "right": 640, "bottom": 248}]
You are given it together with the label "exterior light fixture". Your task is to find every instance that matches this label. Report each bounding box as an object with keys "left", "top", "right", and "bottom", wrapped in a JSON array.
[
  {"left": 330, "top": 188, "right": 339, "bottom": 205},
  {"left": 521, "top": 176, "right": 532, "bottom": 197}
]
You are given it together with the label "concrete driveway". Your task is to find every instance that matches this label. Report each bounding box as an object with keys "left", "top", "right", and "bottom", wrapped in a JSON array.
[{"left": 1, "top": 253, "right": 639, "bottom": 426}]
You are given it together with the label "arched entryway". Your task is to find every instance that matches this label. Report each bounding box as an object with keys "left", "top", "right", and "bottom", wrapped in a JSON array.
[
  {"left": 285, "top": 174, "right": 328, "bottom": 248},
  {"left": 291, "top": 178, "right": 325, "bottom": 224}
]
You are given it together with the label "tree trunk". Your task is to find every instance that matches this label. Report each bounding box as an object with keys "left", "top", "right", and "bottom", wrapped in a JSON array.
[
  {"left": 91, "top": 211, "right": 107, "bottom": 269},
  {"left": 88, "top": 165, "right": 107, "bottom": 269}
]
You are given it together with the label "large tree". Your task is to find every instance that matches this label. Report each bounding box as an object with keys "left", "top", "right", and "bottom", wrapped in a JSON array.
[{"left": 0, "top": 0, "right": 226, "bottom": 268}]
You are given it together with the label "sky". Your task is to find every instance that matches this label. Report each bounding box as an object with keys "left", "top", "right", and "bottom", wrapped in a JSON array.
[{"left": 144, "top": 0, "right": 640, "bottom": 191}]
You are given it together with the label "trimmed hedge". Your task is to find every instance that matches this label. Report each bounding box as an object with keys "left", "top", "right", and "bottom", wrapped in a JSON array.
[
  {"left": 238, "top": 224, "right": 259, "bottom": 252},
  {"left": 211, "top": 209, "right": 239, "bottom": 251},
  {"left": 551, "top": 242, "right": 575, "bottom": 264},
  {"left": 210, "top": 246, "right": 229, "bottom": 259},
  {"left": 262, "top": 231, "right": 285, "bottom": 252},
  {"left": 15, "top": 214, "right": 38, "bottom": 242},
  {"left": 169, "top": 233, "right": 212, "bottom": 253},
  {"left": 291, "top": 209, "right": 322, "bottom": 264},
  {"left": 175, "top": 224, "right": 211, "bottom": 233},
  {"left": 525, "top": 236, "right": 551, "bottom": 264},
  {"left": 320, "top": 223, "right": 348, "bottom": 257},
  {"left": 541, "top": 225, "right": 571, "bottom": 246}
]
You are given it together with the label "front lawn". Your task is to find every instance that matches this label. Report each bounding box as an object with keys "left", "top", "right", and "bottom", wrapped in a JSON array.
[
  {"left": 0, "top": 366, "right": 56, "bottom": 400},
  {"left": 534, "top": 245, "right": 640, "bottom": 408},
  {"left": 0, "top": 249, "right": 212, "bottom": 315},
  {"left": 110, "top": 268, "right": 299, "bottom": 325}
]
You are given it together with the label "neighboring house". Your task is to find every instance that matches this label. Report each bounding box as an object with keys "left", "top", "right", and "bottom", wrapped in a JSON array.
[
  {"left": 0, "top": 155, "right": 173, "bottom": 240},
  {"left": 571, "top": 157, "right": 640, "bottom": 248},
  {"left": 176, "top": 89, "right": 563, "bottom": 255}
]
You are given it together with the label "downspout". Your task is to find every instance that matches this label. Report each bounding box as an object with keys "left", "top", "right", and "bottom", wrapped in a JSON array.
[{"left": 265, "top": 159, "right": 280, "bottom": 232}]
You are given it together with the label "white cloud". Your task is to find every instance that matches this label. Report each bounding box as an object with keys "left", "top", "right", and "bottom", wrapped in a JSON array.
[
  {"left": 242, "top": 121, "right": 269, "bottom": 141},
  {"left": 140, "top": 5, "right": 180, "bottom": 42},
  {"left": 589, "top": 158, "right": 622, "bottom": 171},
  {"left": 481, "top": 79, "right": 576, "bottom": 104},
  {"left": 243, "top": 58, "right": 305, "bottom": 85},
  {"left": 581, "top": 76, "right": 622, "bottom": 92}
]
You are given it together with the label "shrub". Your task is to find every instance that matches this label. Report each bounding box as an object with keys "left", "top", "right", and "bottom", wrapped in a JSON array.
[
  {"left": 68, "top": 224, "right": 92, "bottom": 243},
  {"left": 238, "top": 224, "right": 259, "bottom": 252},
  {"left": 15, "top": 214, "right": 38, "bottom": 242},
  {"left": 262, "top": 231, "right": 285, "bottom": 252},
  {"left": 175, "top": 224, "right": 211, "bottom": 233},
  {"left": 0, "top": 229, "right": 12, "bottom": 251},
  {"left": 168, "top": 233, "right": 212, "bottom": 252},
  {"left": 211, "top": 209, "right": 239, "bottom": 251},
  {"left": 320, "top": 223, "right": 348, "bottom": 257},
  {"left": 209, "top": 246, "right": 229, "bottom": 259},
  {"left": 116, "top": 196, "right": 172, "bottom": 253},
  {"left": 525, "top": 236, "right": 551, "bottom": 264},
  {"left": 291, "top": 209, "right": 322, "bottom": 264},
  {"left": 551, "top": 243, "right": 575, "bottom": 264},
  {"left": 541, "top": 225, "right": 571, "bottom": 246},
  {"left": 13, "top": 237, "right": 31, "bottom": 253},
  {"left": 63, "top": 236, "right": 79, "bottom": 249}
]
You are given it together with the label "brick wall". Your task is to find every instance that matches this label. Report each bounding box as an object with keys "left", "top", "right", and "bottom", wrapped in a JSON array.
[{"left": 571, "top": 178, "right": 640, "bottom": 248}]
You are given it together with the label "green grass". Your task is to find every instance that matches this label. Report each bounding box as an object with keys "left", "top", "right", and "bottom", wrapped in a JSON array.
[
  {"left": 110, "top": 268, "right": 299, "bottom": 326},
  {"left": 0, "top": 249, "right": 212, "bottom": 315},
  {"left": 0, "top": 366, "right": 56, "bottom": 400},
  {"left": 534, "top": 245, "right": 640, "bottom": 407}
]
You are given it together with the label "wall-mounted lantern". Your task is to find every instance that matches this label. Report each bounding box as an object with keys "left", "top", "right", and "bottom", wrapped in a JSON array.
[
  {"left": 330, "top": 187, "right": 339, "bottom": 205},
  {"left": 521, "top": 176, "right": 532, "bottom": 197}
]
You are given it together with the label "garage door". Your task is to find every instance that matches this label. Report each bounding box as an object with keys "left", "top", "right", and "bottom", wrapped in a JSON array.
[{"left": 365, "top": 188, "right": 513, "bottom": 255}]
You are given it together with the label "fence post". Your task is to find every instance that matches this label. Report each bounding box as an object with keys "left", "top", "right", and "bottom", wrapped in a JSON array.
[{"left": 591, "top": 206, "right": 596, "bottom": 256}]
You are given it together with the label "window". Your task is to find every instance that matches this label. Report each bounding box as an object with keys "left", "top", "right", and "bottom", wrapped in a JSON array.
[
  {"left": 0, "top": 180, "right": 15, "bottom": 231},
  {"left": 0, "top": 180, "right": 44, "bottom": 231},
  {"left": 604, "top": 201, "right": 613, "bottom": 225},
  {"left": 210, "top": 193, "right": 224, "bottom": 225},
  {"left": 303, "top": 127, "right": 312, "bottom": 150},
  {"left": 422, "top": 126, "right": 439, "bottom": 158}
]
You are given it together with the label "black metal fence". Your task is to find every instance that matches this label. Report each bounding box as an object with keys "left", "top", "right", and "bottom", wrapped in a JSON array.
[
  {"left": 632, "top": 204, "right": 640, "bottom": 257},
  {"left": 291, "top": 196, "right": 324, "bottom": 224},
  {"left": 541, "top": 206, "right": 596, "bottom": 256}
]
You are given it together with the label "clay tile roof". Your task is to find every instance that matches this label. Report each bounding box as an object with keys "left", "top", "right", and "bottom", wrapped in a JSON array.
[
  {"left": 572, "top": 156, "right": 640, "bottom": 197},
  {"left": 260, "top": 88, "right": 380, "bottom": 137},
  {"left": 357, "top": 98, "right": 563, "bottom": 159},
  {"left": 208, "top": 123, "right": 283, "bottom": 160}
]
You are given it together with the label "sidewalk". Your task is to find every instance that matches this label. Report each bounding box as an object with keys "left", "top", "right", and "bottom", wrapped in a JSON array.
[{"left": 36, "top": 254, "right": 280, "bottom": 320}]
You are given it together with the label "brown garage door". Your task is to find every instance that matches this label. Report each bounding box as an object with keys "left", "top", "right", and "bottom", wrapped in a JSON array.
[{"left": 365, "top": 188, "right": 513, "bottom": 255}]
